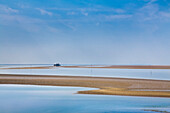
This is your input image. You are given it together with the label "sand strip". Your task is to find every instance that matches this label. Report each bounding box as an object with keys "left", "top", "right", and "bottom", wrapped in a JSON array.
[{"left": 0, "top": 74, "right": 170, "bottom": 97}]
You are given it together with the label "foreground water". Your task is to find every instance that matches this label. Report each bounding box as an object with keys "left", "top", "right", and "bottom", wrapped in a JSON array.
[
  {"left": 0, "top": 85, "right": 170, "bottom": 113},
  {"left": 0, "top": 64, "right": 170, "bottom": 80}
]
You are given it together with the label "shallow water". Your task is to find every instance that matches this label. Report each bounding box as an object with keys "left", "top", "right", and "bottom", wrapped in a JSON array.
[
  {"left": 0, "top": 65, "right": 170, "bottom": 113},
  {"left": 0, "top": 64, "right": 170, "bottom": 80},
  {"left": 0, "top": 85, "right": 170, "bottom": 113}
]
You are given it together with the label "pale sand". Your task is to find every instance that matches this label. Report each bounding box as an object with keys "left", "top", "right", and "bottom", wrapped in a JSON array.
[
  {"left": 1, "top": 65, "right": 170, "bottom": 69},
  {"left": 0, "top": 74, "right": 170, "bottom": 97}
]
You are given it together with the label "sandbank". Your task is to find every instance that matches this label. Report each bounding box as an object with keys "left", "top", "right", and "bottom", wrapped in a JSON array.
[{"left": 0, "top": 74, "right": 170, "bottom": 98}]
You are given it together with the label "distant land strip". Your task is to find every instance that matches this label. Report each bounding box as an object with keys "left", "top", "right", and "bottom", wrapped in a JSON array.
[{"left": 1, "top": 65, "right": 170, "bottom": 69}]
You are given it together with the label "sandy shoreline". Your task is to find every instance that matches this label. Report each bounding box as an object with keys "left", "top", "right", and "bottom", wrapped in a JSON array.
[
  {"left": 1, "top": 65, "right": 170, "bottom": 69},
  {"left": 0, "top": 74, "right": 170, "bottom": 98}
]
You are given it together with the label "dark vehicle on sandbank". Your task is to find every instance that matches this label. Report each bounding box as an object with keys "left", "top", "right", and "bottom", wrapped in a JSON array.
[{"left": 54, "top": 63, "right": 61, "bottom": 66}]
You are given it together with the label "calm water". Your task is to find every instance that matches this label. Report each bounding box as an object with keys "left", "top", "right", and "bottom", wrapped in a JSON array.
[
  {"left": 0, "top": 64, "right": 170, "bottom": 80},
  {"left": 0, "top": 64, "right": 170, "bottom": 113},
  {"left": 0, "top": 85, "right": 170, "bottom": 113}
]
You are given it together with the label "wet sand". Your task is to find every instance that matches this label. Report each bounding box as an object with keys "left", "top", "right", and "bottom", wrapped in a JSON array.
[
  {"left": 1, "top": 65, "right": 170, "bottom": 69},
  {"left": 0, "top": 74, "right": 170, "bottom": 98}
]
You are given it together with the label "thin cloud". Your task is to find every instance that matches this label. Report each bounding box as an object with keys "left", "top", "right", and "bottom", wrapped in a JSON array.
[
  {"left": 0, "top": 13, "right": 59, "bottom": 33},
  {"left": 36, "top": 8, "right": 52, "bottom": 16},
  {"left": 106, "top": 14, "right": 132, "bottom": 20},
  {"left": 148, "top": 0, "right": 157, "bottom": 4},
  {"left": 159, "top": 12, "right": 170, "bottom": 18},
  {"left": 81, "top": 12, "right": 88, "bottom": 16},
  {"left": 135, "top": 0, "right": 170, "bottom": 22},
  {"left": 135, "top": 0, "right": 159, "bottom": 21},
  {"left": 0, "top": 4, "right": 19, "bottom": 13},
  {"left": 67, "top": 11, "right": 76, "bottom": 15},
  {"left": 48, "top": 7, "right": 125, "bottom": 14},
  {"left": 0, "top": 14, "right": 44, "bottom": 32}
]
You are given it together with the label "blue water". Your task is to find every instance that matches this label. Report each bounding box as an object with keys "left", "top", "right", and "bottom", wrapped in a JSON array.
[
  {"left": 0, "top": 64, "right": 170, "bottom": 113},
  {"left": 0, "top": 85, "right": 170, "bottom": 113},
  {"left": 0, "top": 64, "right": 170, "bottom": 80}
]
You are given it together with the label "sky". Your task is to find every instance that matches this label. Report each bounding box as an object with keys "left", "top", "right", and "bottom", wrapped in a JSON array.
[{"left": 0, "top": 0, "right": 170, "bottom": 64}]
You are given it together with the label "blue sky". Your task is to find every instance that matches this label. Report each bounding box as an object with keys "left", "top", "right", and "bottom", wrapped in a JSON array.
[{"left": 0, "top": 0, "right": 170, "bottom": 64}]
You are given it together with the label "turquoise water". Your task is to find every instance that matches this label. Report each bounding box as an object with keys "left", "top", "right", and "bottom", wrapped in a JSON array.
[
  {"left": 1, "top": 64, "right": 170, "bottom": 80},
  {"left": 0, "top": 85, "right": 170, "bottom": 113}
]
